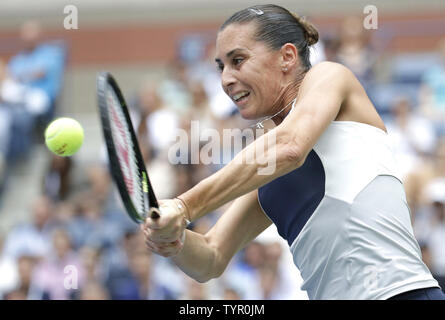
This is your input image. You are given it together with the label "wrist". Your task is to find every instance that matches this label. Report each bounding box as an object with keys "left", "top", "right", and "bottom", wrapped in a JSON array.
[{"left": 174, "top": 197, "right": 191, "bottom": 226}]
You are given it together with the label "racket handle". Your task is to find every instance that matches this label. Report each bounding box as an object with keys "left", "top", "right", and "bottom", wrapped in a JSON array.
[{"left": 149, "top": 207, "right": 160, "bottom": 220}]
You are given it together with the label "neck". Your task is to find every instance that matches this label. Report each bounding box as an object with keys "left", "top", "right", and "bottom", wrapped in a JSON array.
[{"left": 271, "top": 79, "right": 302, "bottom": 125}]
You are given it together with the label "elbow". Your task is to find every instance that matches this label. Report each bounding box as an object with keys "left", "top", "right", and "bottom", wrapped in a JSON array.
[
  {"left": 195, "top": 275, "right": 218, "bottom": 283},
  {"left": 192, "top": 235, "right": 227, "bottom": 283},
  {"left": 278, "top": 142, "right": 306, "bottom": 169},
  {"left": 193, "top": 262, "right": 225, "bottom": 283},
  {"left": 194, "top": 276, "right": 212, "bottom": 284}
]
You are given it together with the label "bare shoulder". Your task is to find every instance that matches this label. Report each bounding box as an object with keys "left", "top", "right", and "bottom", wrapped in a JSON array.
[
  {"left": 300, "top": 62, "right": 355, "bottom": 93},
  {"left": 308, "top": 61, "right": 352, "bottom": 76},
  {"left": 306, "top": 63, "right": 384, "bottom": 127}
]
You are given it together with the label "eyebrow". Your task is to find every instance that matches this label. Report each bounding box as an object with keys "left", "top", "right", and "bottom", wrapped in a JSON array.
[{"left": 215, "top": 48, "right": 246, "bottom": 64}]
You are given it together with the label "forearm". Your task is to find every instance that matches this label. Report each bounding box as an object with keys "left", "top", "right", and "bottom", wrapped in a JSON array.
[
  {"left": 171, "top": 190, "right": 271, "bottom": 282},
  {"left": 171, "top": 230, "right": 224, "bottom": 283},
  {"left": 180, "top": 128, "right": 302, "bottom": 221}
]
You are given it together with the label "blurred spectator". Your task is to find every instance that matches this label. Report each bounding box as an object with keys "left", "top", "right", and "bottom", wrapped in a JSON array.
[
  {"left": 321, "top": 35, "right": 340, "bottom": 62},
  {"left": 386, "top": 96, "right": 437, "bottom": 180},
  {"left": 222, "top": 287, "right": 242, "bottom": 300},
  {"left": 127, "top": 247, "right": 176, "bottom": 299},
  {"left": 258, "top": 266, "right": 279, "bottom": 300},
  {"left": 4, "top": 289, "right": 28, "bottom": 300},
  {"left": 135, "top": 82, "right": 180, "bottom": 157},
  {"left": 2, "top": 195, "right": 55, "bottom": 260},
  {"left": 0, "top": 59, "right": 11, "bottom": 178},
  {"left": 0, "top": 21, "right": 66, "bottom": 161},
  {"left": 43, "top": 154, "right": 73, "bottom": 202},
  {"left": 420, "top": 242, "right": 434, "bottom": 272},
  {"left": 336, "top": 16, "right": 376, "bottom": 90},
  {"left": 78, "top": 280, "right": 110, "bottom": 300},
  {"left": 179, "top": 277, "right": 213, "bottom": 300},
  {"left": 68, "top": 193, "right": 123, "bottom": 250},
  {"left": 406, "top": 138, "right": 445, "bottom": 225},
  {"left": 187, "top": 44, "right": 237, "bottom": 119},
  {"left": 28, "top": 228, "right": 85, "bottom": 299},
  {"left": 0, "top": 236, "right": 19, "bottom": 299},
  {"left": 126, "top": 248, "right": 153, "bottom": 299},
  {"left": 222, "top": 225, "right": 308, "bottom": 300},
  {"left": 158, "top": 61, "right": 192, "bottom": 115},
  {"left": 419, "top": 38, "right": 445, "bottom": 136},
  {"left": 420, "top": 241, "right": 445, "bottom": 292},
  {"left": 134, "top": 83, "right": 161, "bottom": 147},
  {"left": 257, "top": 231, "right": 308, "bottom": 300},
  {"left": 130, "top": 82, "right": 182, "bottom": 199},
  {"left": 424, "top": 179, "right": 445, "bottom": 276},
  {"left": 52, "top": 200, "right": 77, "bottom": 226},
  {"left": 102, "top": 228, "right": 176, "bottom": 299},
  {"left": 146, "top": 158, "right": 178, "bottom": 200},
  {"left": 78, "top": 245, "right": 104, "bottom": 283},
  {"left": 101, "top": 228, "right": 141, "bottom": 299},
  {"left": 75, "top": 245, "right": 110, "bottom": 300},
  {"left": 174, "top": 164, "right": 196, "bottom": 196},
  {"left": 259, "top": 243, "right": 294, "bottom": 299},
  {"left": 0, "top": 58, "right": 33, "bottom": 162},
  {"left": 187, "top": 81, "right": 218, "bottom": 133},
  {"left": 221, "top": 241, "right": 266, "bottom": 299},
  {"left": 309, "top": 34, "right": 327, "bottom": 66},
  {"left": 7, "top": 20, "right": 66, "bottom": 122},
  {"left": 417, "top": 178, "right": 445, "bottom": 291},
  {"left": 13, "top": 255, "right": 38, "bottom": 299},
  {"left": 85, "top": 164, "right": 111, "bottom": 205}
]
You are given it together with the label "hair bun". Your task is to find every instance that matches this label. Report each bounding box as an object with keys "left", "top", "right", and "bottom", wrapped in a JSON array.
[{"left": 291, "top": 13, "right": 319, "bottom": 46}]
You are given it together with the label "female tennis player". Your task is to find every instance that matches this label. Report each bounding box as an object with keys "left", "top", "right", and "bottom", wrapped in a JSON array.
[{"left": 142, "top": 4, "right": 444, "bottom": 300}]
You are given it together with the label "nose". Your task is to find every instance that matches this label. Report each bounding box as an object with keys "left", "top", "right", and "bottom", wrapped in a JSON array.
[{"left": 221, "top": 67, "right": 236, "bottom": 94}]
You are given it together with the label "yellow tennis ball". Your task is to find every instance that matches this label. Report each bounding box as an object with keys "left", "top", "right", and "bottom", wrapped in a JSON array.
[{"left": 45, "top": 117, "right": 84, "bottom": 157}]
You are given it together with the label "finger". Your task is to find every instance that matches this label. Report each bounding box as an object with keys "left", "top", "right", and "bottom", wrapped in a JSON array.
[
  {"left": 152, "top": 234, "right": 178, "bottom": 244},
  {"left": 145, "top": 240, "right": 156, "bottom": 252},
  {"left": 145, "top": 238, "right": 163, "bottom": 251},
  {"left": 146, "top": 237, "right": 183, "bottom": 257},
  {"left": 144, "top": 228, "right": 176, "bottom": 245},
  {"left": 157, "top": 243, "right": 182, "bottom": 257},
  {"left": 146, "top": 239, "right": 173, "bottom": 253},
  {"left": 153, "top": 230, "right": 182, "bottom": 243}
]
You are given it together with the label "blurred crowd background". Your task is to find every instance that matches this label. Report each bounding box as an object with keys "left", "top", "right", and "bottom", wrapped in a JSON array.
[{"left": 0, "top": 0, "right": 445, "bottom": 300}]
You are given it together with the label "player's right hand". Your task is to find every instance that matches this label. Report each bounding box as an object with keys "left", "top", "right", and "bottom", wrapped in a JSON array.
[{"left": 142, "top": 199, "right": 188, "bottom": 257}]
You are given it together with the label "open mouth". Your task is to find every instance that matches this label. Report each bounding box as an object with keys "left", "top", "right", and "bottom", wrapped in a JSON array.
[{"left": 232, "top": 91, "right": 250, "bottom": 103}]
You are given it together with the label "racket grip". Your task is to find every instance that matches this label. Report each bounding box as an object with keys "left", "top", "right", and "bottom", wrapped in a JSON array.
[{"left": 149, "top": 207, "right": 160, "bottom": 220}]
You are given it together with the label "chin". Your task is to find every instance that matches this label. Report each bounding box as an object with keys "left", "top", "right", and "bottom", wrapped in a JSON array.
[
  {"left": 239, "top": 110, "right": 257, "bottom": 120},
  {"left": 238, "top": 106, "right": 260, "bottom": 120}
]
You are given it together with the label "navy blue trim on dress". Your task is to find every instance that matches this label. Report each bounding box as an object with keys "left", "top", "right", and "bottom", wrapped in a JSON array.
[{"left": 258, "top": 150, "right": 326, "bottom": 246}]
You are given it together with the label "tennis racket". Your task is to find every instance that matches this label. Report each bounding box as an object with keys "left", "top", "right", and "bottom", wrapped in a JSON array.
[{"left": 97, "top": 72, "right": 159, "bottom": 224}]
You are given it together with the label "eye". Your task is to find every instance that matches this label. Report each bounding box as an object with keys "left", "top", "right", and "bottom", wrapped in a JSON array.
[
  {"left": 233, "top": 57, "right": 244, "bottom": 66},
  {"left": 217, "top": 63, "right": 224, "bottom": 73}
]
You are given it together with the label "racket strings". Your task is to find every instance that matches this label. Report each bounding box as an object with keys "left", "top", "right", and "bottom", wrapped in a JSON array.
[{"left": 107, "top": 88, "right": 146, "bottom": 216}]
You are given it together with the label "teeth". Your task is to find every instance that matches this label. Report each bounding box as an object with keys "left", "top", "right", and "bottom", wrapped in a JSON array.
[{"left": 233, "top": 91, "right": 249, "bottom": 101}]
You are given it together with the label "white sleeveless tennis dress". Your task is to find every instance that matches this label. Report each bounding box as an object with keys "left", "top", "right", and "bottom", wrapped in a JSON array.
[{"left": 258, "top": 115, "right": 439, "bottom": 299}]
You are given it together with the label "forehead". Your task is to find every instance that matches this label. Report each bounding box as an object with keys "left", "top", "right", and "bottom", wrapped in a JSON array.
[{"left": 215, "top": 22, "right": 259, "bottom": 58}]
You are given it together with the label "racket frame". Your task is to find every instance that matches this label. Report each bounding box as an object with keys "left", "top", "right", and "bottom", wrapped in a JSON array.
[{"left": 97, "top": 71, "right": 159, "bottom": 223}]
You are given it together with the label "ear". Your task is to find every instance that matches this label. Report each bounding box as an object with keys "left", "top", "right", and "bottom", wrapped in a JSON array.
[{"left": 279, "top": 43, "right": 299, "bottom": 72}]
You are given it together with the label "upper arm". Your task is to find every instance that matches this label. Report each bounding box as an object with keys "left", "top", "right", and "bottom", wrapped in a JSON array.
[
  {"left": 278, "top": 62, "right": 352, "bottom": 163},
  {"left": 204, "top": 189, "right": 272, "bottom": 275}
]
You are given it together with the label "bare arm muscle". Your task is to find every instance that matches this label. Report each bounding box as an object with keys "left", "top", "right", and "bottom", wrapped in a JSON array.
[{"left": 171, "top": 190, "right": 272, "bottom": 282}]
